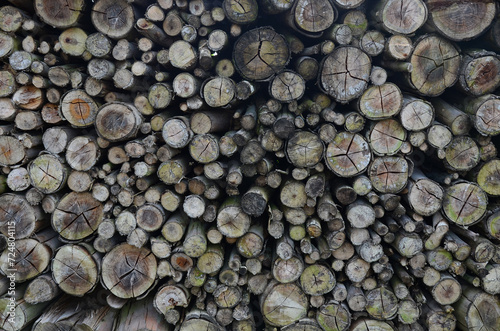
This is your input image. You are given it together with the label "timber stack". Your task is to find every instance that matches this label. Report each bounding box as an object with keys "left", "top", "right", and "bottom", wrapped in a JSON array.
[{"left": 1, "top": 0, "right": 500, "bottom": 330}]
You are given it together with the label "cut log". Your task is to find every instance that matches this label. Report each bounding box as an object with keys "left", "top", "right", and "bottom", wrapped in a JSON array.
[
  {"left": 325, "top": 131, "right": 372, "bottom": 177},
  {"left": 372, "top": 0, "right": 427, "bottom": 35},
  {"left": 101, "top": 243, "right": 156, "bottom": 299},
  {"left": 65, "top": 136, "right": 100, "bottom": 171},
  {"left": 52, "top": 192, "right": 104, "bottom": 241},
  {"left": 223, "top": 0, "right": 258, "bottom": 24},
  {"left": 453, "top": 283, "right": 500, "bottom": 331},
  {"left": 299, "top": 264, "right": 336, "bottom": 296},
  {"left": 115, "top": 295, "right": 170, "bottom": 331},
  {"left": 286, "top": 131, "right": 324, "bottom": 168},
  {"left": 365, "top": 286, "right": 398, "bottom": 320},
  {"left": 462, "top": 94, "right": 500, "bottom": 136},
  {"left": 91, "top": 0, "right": 136, "bottom": 39},
  {"left": 52, "top": 244, "right": 98, "bottom": 296},
  {"left": 28, "top": 154, "right": 68, "bottom": 194},
  {"left": 407, "top": 171, "right": 444, "bottom": 217},
  {"left": 233, "top": 27, "right": 290, "bottom": 81},
  {"left": 60, "top": 89, "right": 99, "bottom": 128},
  {"left": 368, "top": 156, "right": 409, "bottom": 194},
  {"left": 0, "top": 238, "right": 51, "bottom": 282},
  {"left": 95, "top": 102, "right": 143, "bottom": 142},
  {"left": 358, "top": 83, "right": 403, "bottom": 120},
  {"left": 35, "top": 0, "right": 85, "bottom": 28},
  {"left": 260, "top": 281, "right": 308, "bottom": 327},
  {"left": 217, "top": 197, "right": 251, "bottom": 238},
  {"left": 426, "top": 0, "right": 496, "bottom": 41},
  {"left": 202, "top": 77, "right": 235, "bottom": 107},
  {"left": 154, "top": 284, "right": 191, "bottom": 314},
  {"left": 368, "top": 119, "right": 406, "bottom": 156},
  {"left": 269, "top": 70, "right": 305, "bottom": 102},
  {"left": 291, "top": 0, "right": 337, "bottom": 34},
  {"left": 319, "top": 46, "right": 371, "bottom": 103},
  {"left": 24, "top": 274, "right": 61, "bottom": 305},
  {"left": 408, "top": 35, "right": 460, "bottom": 97},
  {"left": 169, "top": 40, "right": 197, "bottom": 70}
]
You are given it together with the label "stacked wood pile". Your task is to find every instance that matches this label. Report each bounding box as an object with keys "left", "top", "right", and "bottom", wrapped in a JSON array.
[{"left": 1, "top": 0, "right": 500, "bottom": 330}]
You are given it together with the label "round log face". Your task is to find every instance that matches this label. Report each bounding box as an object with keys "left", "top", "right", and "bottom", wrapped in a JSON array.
[
  {"left": 261, "top": 283, "right": 308, "bottom": 327},
  {"left": 473, "top": 97, "right": 500, "bottom": 136},
  {"left": 316, "top": 302, "right": 351, "bottom": 331},
  {"left": 95, "top": 102, "right": 141, "bottom": 142},
  {"left": 462, "top": 56, "right": 500, "bottom": 96},
  {"left": 432, "top": 277, "right": 461, "bottom": 305},
  {"left": 223, "top": 0, "right": 259, "bottom": 24},
  {"left": 427, "top": 0, "right": 496, "bottom": 41},
  {"left": 286, "top": 131, "right": 324, "bottom": 168},
  {"left": 35, "top": 0, "right": 84, "bottom": 28},
  {"left": 320, "top": 46, "right": 371, "bottom": 103},
  {"left": 270, "top": 71, "right": 305, "bottom": 102},
  {"left": 365, "top": 287, "right": 398, "bottom": 320},
  {"left": 359, "top": 83, "right": 403, "bottom": 119},
  {"left": 202, "top": 77, "right": 235, "bottom": 107},
  {"left": 52, "top": 192, "right": 104, "bottom": 240},
  {"left": 369, "top": 119, "right": 406, "bottom": 155},
  {"left": 400, "top": 98, "right": 434, "bottom": 131},
  {"left": 0, "top": 136, "right": 25, "bottom": 166},
  {"left": 217, "top": 205, "right": 250, "bottom": 238},
  {"left": 102, "top": 244, "right": 157, "bottom": 299},
  {"left": 408, "top": 179, "right": 444, "bottom": 216},
  {"left": 381, "top": 0, "right": 427, "bottom": 34},
  {"left": 0, "top": 194, "right": 35, "bottom": 239},
  {"left": 189, "top": 134, "right": 219, "bottom": 164},
  {"left": 325, "top": 132, "right": 371, "bottom": 177},
  {"left": 91, "top": 0, "right": 135, "bottom": 39},
  {"left": 442, "top": 182, "right": 487, "bottom": 226},
  {"left": 410, "top": 35, "right": 460, "bottom": 96},
  {"left": 0, "top": 238, "right": 50, "bottom": 282},
  {"left": 66, "top": 137, "right": 100, "bottom": 171},
  {"left": 61, "top": 89, "right": 99, "bottom": 128},
  {"left": 294, "top": 0, "right": 336, "bottom": 33},
  {"left": 369, "top": 156, "right": 409, "bottom": 194},
  {"left": 233, "top": 28, "right": 290, "bottom": 81},
  {"left": 272, "top": 256, "right": 303, "bottom": 283},
  {"left": 52, "top": 244, "right": 98, "bottom": 296},
  {"left": 444, "top": 136, "right": 479, "bottom": 172},
  {"left": 350, "top": 318, "right": 395, "bottom": 331},
  {"left": 299, "top": 264, "right": 336, "bottom": 295},
  {"left": 462, "top": 292, "right": 500, "bottom": 331},
  {"left": 28, "top": 154, "right": 67, "bottom": 193},
  {"left": 477, "top": 159, "right": 500, "bottom": 196}
]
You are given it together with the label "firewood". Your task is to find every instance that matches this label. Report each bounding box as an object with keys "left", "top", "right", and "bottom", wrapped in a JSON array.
[{"left": 1, "top": 0, "right": 500, "bottom": 329}]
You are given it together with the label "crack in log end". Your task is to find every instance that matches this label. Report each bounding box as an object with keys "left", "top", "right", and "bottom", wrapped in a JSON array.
[
  {"left": 234, "top": 28, "right": 289, "bottom": 81},
  {"left": 321, "top": 47, "right": 371, "bottom": 103},
  {"left": 53, "top": 192, "right": 104, "bottom": 240}
]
